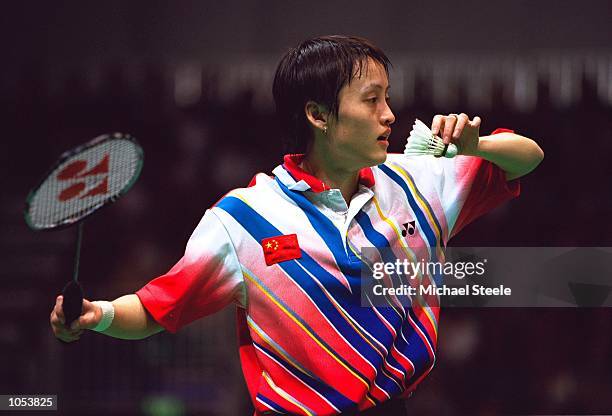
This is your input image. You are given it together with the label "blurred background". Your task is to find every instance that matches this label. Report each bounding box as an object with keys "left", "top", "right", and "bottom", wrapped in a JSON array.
[{"left": 1, "top": 1, "right": 611, "bottom": 415}]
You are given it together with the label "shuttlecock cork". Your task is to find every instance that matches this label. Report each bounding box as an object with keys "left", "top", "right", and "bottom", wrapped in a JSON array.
[{"left": 404, "top": 119, "right": 458, "bottom": 158}]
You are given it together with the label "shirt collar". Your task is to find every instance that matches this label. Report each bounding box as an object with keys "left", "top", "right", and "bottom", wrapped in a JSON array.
[{"left": 275, "top": 154, "right": 375, "bottom": 193}]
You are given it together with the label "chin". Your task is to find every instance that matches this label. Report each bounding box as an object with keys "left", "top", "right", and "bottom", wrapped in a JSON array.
[
  {"left": 365, "top": 151, "right": 387, "bottom": 167},
  {"left": 374, "top": 149, "right": 388, "bottom": 164}
]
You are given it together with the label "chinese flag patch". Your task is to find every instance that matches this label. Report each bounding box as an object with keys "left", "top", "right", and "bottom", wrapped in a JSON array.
[{"left": 261, "top": 234, "right": 301, "bottom": 266}]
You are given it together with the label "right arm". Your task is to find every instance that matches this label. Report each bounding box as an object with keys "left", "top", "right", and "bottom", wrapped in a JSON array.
[
  {"left": 50, "top": 294, "right": 163, "bottom": 342},
  {"left": 50, "top": 208, "right": 245, "bottom": 343}
]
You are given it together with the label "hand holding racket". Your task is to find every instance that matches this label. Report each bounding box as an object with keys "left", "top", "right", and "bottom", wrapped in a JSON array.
[
  {"left": 50, "top": 296, "right": 102, "bottom": 342},
  {"left": 25, "top": 133, "right": 143, "bottom": 338}
]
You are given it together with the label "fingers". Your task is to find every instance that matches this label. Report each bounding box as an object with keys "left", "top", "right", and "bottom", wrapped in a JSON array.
[
  {"left": 443, "top": 115, "right": 457, "bottom": 144},
  {"left": 51, "top": 295, "right": 65, "bottom": 325},
  {"left": 67, "top": 299, "right": 102, "bottom": 332},
  {"left": 452, "top": 113, "right": 469, "bottom": 140},
  {"left": 73, "top": 310, "right": 96, "bottom": 330},
  {"left": 431, "top": 113, "right": 480, "bottom": 144},
  {"left": 56, "top": 329, "right": 84, "bottom": 343},
  {"left": 431, "top": 115, "right": 444, "bottom": 136},
  {"left": 470, "top": 116, "right": 482, "bottom": 128},
  {"left": 50, "top": 295, "right": 87, "bottom": 343},
  {"left": 432, "top": 114, "right": 460, "bottom": 144}
]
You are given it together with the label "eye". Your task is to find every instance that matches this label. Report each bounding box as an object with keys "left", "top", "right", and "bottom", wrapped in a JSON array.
[{"left": 367, "top": 97, "right": 378, "bottom": 103}]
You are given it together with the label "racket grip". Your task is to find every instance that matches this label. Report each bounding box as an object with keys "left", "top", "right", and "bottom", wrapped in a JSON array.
[{"left": 62, "top": 280, "right": 84, "bottom": 327}]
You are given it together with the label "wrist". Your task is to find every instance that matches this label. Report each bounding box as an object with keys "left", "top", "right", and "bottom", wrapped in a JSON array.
[
  {"left": 470, "top": 136, "right": 492, "bottom": 158},
  {"left": 457, "top": 137, "right": 481, "bottom": 157},
  {"left": 91, "top": 301, "right": 115, "bottom": 332}
]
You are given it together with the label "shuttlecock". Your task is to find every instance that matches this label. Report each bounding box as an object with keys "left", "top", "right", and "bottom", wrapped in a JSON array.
[{"left": 404, "top": 119, "right": 458, "bottom": 158}]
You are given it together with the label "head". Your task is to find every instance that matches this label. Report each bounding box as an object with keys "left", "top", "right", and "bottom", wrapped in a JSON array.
[{"left": 273, "top": 35, "right": 395, "bottom": 168}]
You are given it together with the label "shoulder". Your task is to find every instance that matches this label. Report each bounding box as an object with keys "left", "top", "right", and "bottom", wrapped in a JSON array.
[
  {"left": 215, "top": 173, "right": 276, "bottom": 203},
  {"left": 374, "top": 153, "right": 450, "bottom": 183},
  {"left": 211, "top": 172, "right": 290, "bottom": 219}
]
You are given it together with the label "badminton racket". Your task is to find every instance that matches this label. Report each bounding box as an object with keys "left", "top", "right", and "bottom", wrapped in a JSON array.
[{"left": 25, "top": 133, "right": 144, "bottom": 328}]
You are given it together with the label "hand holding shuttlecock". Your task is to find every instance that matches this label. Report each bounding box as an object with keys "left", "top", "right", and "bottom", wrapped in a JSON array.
[{"left": 404, "top": 119, "right": 458, "bottom": 158}]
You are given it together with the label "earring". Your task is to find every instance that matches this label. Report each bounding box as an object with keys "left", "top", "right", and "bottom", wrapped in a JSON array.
[{"left": 323, "top": 126, "right": 327, "bottom": 135}]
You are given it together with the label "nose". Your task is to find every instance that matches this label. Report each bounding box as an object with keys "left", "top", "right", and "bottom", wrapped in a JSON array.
[{"left": 381, "top": 103, "right": 395, "bottom": 126}]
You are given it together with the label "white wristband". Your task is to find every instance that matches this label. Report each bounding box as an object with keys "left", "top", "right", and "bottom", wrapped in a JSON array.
[{"left": 91, "top": 301, "right": 115, "bottom": 332}]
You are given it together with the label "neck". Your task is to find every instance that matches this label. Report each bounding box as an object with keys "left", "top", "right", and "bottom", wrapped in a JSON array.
[{"left": 302, "top": 146, "right": 360, "bottom": 203}]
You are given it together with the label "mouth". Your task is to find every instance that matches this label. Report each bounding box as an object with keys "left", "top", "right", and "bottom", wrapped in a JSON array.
[{"left": 377, "top": 129, "right": 392, "bottom": 141}]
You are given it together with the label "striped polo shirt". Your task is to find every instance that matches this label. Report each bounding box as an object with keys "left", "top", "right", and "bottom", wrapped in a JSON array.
[{"left": 137, "top": 148, "right": 519, "bottom": 415}]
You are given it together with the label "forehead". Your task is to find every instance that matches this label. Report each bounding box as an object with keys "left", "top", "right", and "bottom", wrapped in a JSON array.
[{"left": 347, "top": 58, "right": 389, "bottom": 92}]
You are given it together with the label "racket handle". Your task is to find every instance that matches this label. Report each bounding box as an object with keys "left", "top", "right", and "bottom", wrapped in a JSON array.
[{"left": 62, "top": 280, "right": 84, "bottom": 327}]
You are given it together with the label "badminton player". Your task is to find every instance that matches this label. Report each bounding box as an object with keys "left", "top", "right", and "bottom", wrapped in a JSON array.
[{"left": 50, "top": 35, "right": 543, "bottom": 415}]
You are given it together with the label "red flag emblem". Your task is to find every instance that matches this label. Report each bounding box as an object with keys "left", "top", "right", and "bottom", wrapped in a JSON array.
[{"left": 261, "top": 234, "right": 301, "bottom": 266}]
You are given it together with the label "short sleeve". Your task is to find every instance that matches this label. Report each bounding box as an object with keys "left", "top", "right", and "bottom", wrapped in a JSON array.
[
  {"left": 387, "top": 129, "right": 520, "bottom": 242},
  {"left": 136, "top": 210, "right": 245, "bottom": 333},
  {"left": 448, "top": 156, "right": 520, "bottom": 238}
]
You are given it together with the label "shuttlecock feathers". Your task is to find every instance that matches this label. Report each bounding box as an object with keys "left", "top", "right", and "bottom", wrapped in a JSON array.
[{"left": 404, "top": 119, "right": 458, "bottom": 158}]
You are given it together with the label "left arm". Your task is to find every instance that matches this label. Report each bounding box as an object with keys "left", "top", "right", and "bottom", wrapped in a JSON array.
[
  {"left": 473, "top": 132, "right": 544, "bottom": 180},
  {"left": 431, "top": 113, "right": 544, "bottom": 180}
]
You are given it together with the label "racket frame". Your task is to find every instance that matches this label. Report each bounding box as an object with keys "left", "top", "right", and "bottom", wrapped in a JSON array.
[{"left": 24, "top": 132, "right": 144, "bottom": 231}]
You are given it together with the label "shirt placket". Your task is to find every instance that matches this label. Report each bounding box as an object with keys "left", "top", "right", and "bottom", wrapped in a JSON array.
[{"left": 317, "top": 187, "right": 374, "bottom": 260}]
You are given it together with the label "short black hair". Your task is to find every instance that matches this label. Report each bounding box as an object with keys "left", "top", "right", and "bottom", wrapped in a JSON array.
[{"left": 272, "top": 35, "right": 391, "bottom": 153}]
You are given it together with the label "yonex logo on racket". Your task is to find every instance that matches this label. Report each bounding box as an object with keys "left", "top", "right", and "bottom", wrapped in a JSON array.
[
  {"left": 56, "top": 154, "right": 110, "bottom": 202},
  {"left": 25, "top": 133, "right": 142, "bottom": 231}
]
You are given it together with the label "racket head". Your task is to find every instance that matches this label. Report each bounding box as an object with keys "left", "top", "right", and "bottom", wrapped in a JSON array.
[{"left": 25, "top": 133, "right": 144, "bottom": 231}]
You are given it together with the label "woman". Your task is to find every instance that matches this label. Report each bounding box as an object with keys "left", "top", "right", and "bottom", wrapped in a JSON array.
[{"left": 50, "top": 35, "right": 543, "bottom": 415}]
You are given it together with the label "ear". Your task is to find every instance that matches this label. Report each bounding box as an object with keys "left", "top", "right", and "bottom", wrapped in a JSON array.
[{"left": 304, "top": 101, "right": 329, "bottom": 133}]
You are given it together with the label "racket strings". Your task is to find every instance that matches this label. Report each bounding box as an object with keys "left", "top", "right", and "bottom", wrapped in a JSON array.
[{"left": 27, "top": 137, "right": 142, "bottom": 230}]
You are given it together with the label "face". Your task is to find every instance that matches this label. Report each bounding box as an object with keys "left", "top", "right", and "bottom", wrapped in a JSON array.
[{"left": 326, "top": 58, "right": 395, "bottom": 170}]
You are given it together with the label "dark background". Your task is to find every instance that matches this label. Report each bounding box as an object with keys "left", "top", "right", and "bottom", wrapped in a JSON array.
[{"left": 1, "top": 1, "right": 611, "bottom": 415}]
